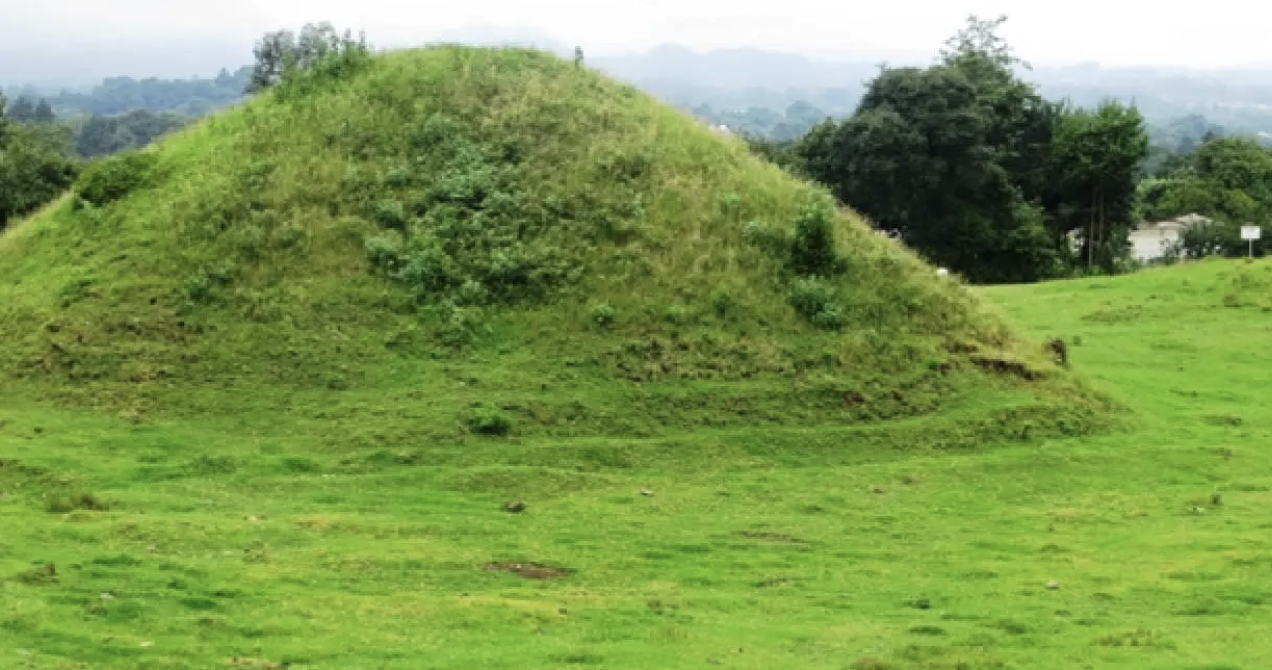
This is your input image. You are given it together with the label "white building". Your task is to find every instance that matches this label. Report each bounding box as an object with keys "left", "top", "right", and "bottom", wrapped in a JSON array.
[{"left": 1128, "top": 213, "right": 1212, "bottom": 263}]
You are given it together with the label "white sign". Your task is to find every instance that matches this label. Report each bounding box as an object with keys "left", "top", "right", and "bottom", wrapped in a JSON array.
[{"left": 1241, "top": 226, "right": 1262, "bottom": 241}]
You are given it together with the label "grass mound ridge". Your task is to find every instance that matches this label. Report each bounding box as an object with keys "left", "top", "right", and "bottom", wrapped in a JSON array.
[{"left": 0, "top": 46, "right": 1110, "bottom": 440}]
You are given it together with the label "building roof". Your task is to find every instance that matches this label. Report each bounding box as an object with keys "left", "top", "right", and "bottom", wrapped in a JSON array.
[
  {"left": 1137, "top": 212, "right": 1213, "bottom": 232},
  {"left": 1174, "top": 213, "right": 1213, "bottom": 226}
]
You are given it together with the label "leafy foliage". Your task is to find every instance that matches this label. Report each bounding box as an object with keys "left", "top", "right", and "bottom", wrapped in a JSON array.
[
  {"left": 74, "top": 110, "right": 189, "bottom": 158},
  {"left": 246, "top": 22, "right": 371, "bottom": 95},
  {"left": 795, "top": 15, "right": 1148, "bottom": 283},
  {"left": 358, "top": 113, "right": 580, "bottom": 313},
  {"left": 468, "top": 406, "right": 515, "bottom": 436},
  {"left": 1150, "top": 137, "right": 1272, "bottom": 226},
  {"left": 74, "top": 151, "right": 157, "bottom": 207},
  {"left": 790, "top": 196, "right": 846, "bottom": 277},
  {"left": 1177, "top": 220, "right": 1268, "bottom": 259},
  {"left": 3, "top": 95, "right": 56, "bottom": 124},
  {"left": 0, "top": 98, "right": 78, "bottom": 229},
  {"left": 1050, "top": 100, "right": 1150, "bottom": 273}
]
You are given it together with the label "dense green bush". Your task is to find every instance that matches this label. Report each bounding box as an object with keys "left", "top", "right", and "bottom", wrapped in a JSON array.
[
  {"left": 74, "top": 151, "right": 156, "bottom": 206},
  {"left": 788, "top": 278, "right": 848, "bottom": 331},
  {"left": 590, "top": 302, "right": 617, "bottom": 328},
  {"left": 469, "top": 406, "right": 514, "bottom": 436},
  {"left": 742, "top": 220, "right": 791, "bottom": 259},
  {"left": 0, "top": 120, "right": 79, "bottom": 228},
  {"left": 357, "top": 113, "right": 583, "bottom": 313},
  {"left": 790, "top": 196, "right": 845, "bottom": 277},
  {"left": 743, "top": 195, "right": 849, "bottom": 330}
]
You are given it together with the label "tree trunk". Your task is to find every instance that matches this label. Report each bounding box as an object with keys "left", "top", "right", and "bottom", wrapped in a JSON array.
[
  {"left": 1087, "top": 188, "right": 1097, "bottom": 270},
  {"left": 1097, "top": 186, "right": 1105, "bottom": 271}
]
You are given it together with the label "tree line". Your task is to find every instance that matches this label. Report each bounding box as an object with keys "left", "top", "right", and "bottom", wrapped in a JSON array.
[
  {"left": 0, "top": 93, "right": 79, "bottom": 228},
  {"left": 745, "top": 16, "right": 1272, "bottom": 282}
]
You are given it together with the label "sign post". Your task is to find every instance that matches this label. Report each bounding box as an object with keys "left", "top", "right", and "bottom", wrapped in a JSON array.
[{"left": 1241, "top": 225, "right": 1262, "bottom": 258}]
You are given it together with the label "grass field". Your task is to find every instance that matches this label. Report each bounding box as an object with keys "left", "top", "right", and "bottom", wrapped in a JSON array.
[
  {"left": 3, "top": 257, "right": 1271, "bottom": 669},
  {"left": 0, "top": 46, "right": 1265, "bottom": 669}
]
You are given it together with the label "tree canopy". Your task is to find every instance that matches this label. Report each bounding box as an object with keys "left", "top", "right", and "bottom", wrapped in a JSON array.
[
  {"left": 0, "top": 96, "right": 78, "bottom": 229},
  {"left": 794, "top": 15, "right": 1148, "bottom": 281}
]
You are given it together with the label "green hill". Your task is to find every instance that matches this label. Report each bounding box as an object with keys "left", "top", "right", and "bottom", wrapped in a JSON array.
[{"left": 1, "top": 45, "right": 1106, "bottom": 444}]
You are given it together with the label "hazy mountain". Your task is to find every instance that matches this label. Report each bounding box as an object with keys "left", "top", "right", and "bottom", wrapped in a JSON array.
[
  {"left": 585, "top": 46, "right": 1272, "bottom": 136},
  {"left": 5, "top": 31, "right": 1272, "bottom": 138},
  {"left": 0, "top": 36, "right": 250, "bottom": 90}
]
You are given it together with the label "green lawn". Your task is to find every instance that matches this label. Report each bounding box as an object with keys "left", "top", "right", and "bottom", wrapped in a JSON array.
[{"left": 4, "top": 257, "right": 1272, "bottom": 669}]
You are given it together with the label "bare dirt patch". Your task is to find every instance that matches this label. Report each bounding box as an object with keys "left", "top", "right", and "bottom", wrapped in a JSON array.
[{"left": 970, "top": 353, "right": 1044, "bottom": 381}]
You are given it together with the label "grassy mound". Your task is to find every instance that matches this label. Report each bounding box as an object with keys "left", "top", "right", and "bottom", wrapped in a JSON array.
[{"left": 0, "top": 46, "right": 1109, "bottom": 442}]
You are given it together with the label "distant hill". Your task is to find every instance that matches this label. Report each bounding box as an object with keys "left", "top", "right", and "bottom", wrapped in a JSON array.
[
  {"left": 7, "top": 33, "right": 1272, "bottom": 140},
  {"left": 584, "top": 45, "right": 1272, "bottom": 138}
]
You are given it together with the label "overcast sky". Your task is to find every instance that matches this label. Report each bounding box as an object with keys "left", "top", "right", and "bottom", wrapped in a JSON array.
[{"left": 3, "top": 0, "right": 1271, "bottom": 83}]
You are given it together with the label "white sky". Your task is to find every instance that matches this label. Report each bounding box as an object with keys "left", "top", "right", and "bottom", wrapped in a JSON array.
[{"left": 2, "top": 0, "right": 1270, "bottom": 69}]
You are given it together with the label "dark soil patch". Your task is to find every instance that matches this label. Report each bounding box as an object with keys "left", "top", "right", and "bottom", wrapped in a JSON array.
[
  {"left": 482, "top": 562, "right": 571, "bottom": 580},
  {"left": 970, "top": 353, "right": 1044, "bottom": 381},
  {"left": 15, "top": 563, "right": 59, "bottom": 585},
  {"left": 841, "top": 391, "right": 866, "bottom": 407}
]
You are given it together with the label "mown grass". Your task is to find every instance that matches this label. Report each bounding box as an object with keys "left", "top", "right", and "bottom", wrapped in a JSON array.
[{"left": 2, "top": 258, "right": 1271, "bottom": 668}]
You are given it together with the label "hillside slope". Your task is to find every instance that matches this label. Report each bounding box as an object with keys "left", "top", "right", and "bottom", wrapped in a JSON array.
[{"left": 0, "top": 46, "right": 1109, "bottom": 442}]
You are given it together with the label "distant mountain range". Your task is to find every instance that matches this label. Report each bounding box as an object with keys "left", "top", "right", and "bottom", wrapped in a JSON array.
[
  {"left": 588, "top": 46, "right": 1272, "bottom": 132},
  {"left": 7, "top": 25, "right": 1272, "bottom": 138},
  {"left": 411, "top": 28, "right": 1272, "bottom": 135}
]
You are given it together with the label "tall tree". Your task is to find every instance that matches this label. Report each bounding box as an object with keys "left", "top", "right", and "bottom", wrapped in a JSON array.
[
  {"left": 75, "top": 116, "right": 134, "bottom": 158},
  {"left": 246, "top": 22, "right": 369, "bottom": 95},
  {"left": 0, "top": 119, "right": 78, "bottom": 230},
  {"left": 797, "top": 15, "right": 1060, "bottom": 283},
  {"left": 5, "top": 96, "right": 36, "bottom": 123},
  {"left": 1149, "top": 136, "right": 1272, "bottom": 226},
  {"left": 246, "top": 29, "right": 298, "bottom": 94},
  {"left": 33, "top": 98, "right": 56, "bottom": 123},
  {"left": 1051, "top": 100, "right": 1150, "bottom": 272}
]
